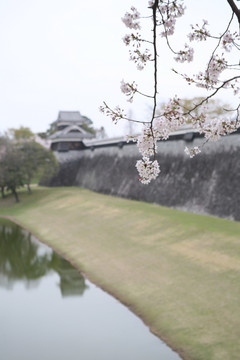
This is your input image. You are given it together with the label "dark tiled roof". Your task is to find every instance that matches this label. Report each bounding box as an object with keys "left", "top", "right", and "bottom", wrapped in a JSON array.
[
  {"left": 57, "top": 111, "right": 83, "bottom": 122},
  {"left": 49, "top": 124, "right": 94, "bottom": 140}
]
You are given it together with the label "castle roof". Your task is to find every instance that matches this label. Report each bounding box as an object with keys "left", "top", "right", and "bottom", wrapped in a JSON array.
[
  {"left": 57, "top": 111, "right": 83, "bottom": 122},
  {"left": 49, "top": 124, "right": 94, "bottom": 140}
]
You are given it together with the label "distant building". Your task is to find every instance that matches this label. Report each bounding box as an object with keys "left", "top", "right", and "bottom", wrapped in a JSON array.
[{"left": 49, "top": 111, "right": 95, "bottom": 151}]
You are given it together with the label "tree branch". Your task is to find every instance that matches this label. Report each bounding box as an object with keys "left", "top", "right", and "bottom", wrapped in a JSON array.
[
  {"left": 151, "top": 0, "right": 158, "bottom": 125},
  {"left": 226, "top": 0, "right": 240, "bottom": 24},
  {"left": 183, "top": 75, "right": 240, "bottom": 115}
]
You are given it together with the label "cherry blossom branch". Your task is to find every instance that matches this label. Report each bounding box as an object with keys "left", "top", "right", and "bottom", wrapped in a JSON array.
[
  {"left": 100, "top": 0, "right": 240, "bottom": 184},
  {"left": 99, "top": 102, "right": 150, "bottom": 124},
  {"left": 149, "top": 0, "right": 159, "bottom": 160},
  {"left": 151, "top": 1, "right": 158, "bottom": 123},
  {"left": 206, "top": 12, "right": 235, "bottom": 77},
  {"left": 183, "top": 76, "right": 240, "bottom": 115}
]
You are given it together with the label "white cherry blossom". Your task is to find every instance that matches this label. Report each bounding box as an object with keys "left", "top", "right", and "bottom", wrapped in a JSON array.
[
  {"left": 184, "top": 146, "right": 201, "bottom": 158},
  {"left": 122, "top": 6, "right": 141, "bottom": 30},
  {"left": 136, "top": 157, "right": 160, "bottom": 184}
]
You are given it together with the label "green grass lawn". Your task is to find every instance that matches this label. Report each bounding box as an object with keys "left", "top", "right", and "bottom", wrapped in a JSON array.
[{"left": 1, "top": 186, "right": 240, "bottom": 360}]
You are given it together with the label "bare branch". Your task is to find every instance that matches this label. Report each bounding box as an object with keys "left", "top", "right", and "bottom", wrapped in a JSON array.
[
  {"left": 182, "top": 75, "right": 240, "bottom": 115},
  {"left": 226, "top": 0, "right": 240, "bottom": 24}
]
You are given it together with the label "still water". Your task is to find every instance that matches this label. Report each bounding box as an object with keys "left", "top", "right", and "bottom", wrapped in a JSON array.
[{"left": 0, "top": 219, "right": 182, "bottom": 360}]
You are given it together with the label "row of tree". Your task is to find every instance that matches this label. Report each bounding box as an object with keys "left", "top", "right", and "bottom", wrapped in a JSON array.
[{"left": 0, "top": 127, "right": 58, "bottom": 202}]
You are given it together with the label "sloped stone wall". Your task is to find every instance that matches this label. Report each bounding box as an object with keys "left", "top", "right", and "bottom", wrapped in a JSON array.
[{"left": 46, "top": 134, "right": 240, "bottom": 221}]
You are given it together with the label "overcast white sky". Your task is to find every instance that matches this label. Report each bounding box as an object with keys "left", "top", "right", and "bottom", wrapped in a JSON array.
[{"left": 0, "top": 0, "right": 238, "bottom": 137}]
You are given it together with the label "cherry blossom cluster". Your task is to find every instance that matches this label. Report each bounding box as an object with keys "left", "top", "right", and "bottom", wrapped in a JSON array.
[
  {"left": 174, "top": 44, "right": 194, "bottom": 63},
  {"left": 188, "top": 20, "right": 210, "bottom": 42},
  {"left": 206, "top": 55, "right": 228, "bottom": 84},
  {"left": 120, "top": 80, "right": 137, "bottom": 103},
  {"left": 122, "top": 5, "right": 152, "bottom": 70},
  {"left": 180, "top": 54, "right": 230, "bottom": 90},
  {"left": 136, "top": 97, "right": 186, "bottom": 153},
  {"left": 154, "top": 97, "right": 186, "bottom": 137},
  {"left": 134, "top": 97, "right": 188, "bottom": 183},
  {"left": 222, "top": 31, "right": 240, "bottom": 52},
  {"left": 137, "top": 125, "right": 156, "bottom": 157},
  {"left": 204, "top": 61, "right": 228, "bottom": 88},
  {"left": 188, "top": 20, "right": 240, "bottom": 53},
  {"left": 135, "top": 157, "right": 160, "bottom": 184},
  {"left": 148, "top": 0, "right": 155, "bottom": 7},
  {"left": 122, "top": 32, "right": 142, "bottom": 47},
  {"left": 181, "top": 71, "right": 239, "bottom": 94},
  {"left": 129, "top": 48, "right": 152, "bottom": 70},
  {"left": 99, "top": 103, "right": 126, "bottom": 124},
  {"left": 121, "top": 6, "right": 141, "bottom": 30},
  {"left": 184, "top": 146, "right": 201, "bottom": 158},
  {"left": 158, "top": 0, "right": 185, "bottom": 37},
  {"left": 192, "top": 55, "right": 229, "bottom": 90},
  {"left": 199, "top": 117, "right": 240, "bottom": 141}
]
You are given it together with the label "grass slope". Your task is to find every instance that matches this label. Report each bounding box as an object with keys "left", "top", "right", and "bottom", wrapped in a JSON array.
[{"left": 0, "top": 186, "right": 240, "bottom": 360}]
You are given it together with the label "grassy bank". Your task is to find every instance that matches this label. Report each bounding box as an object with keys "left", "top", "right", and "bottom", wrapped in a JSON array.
[{"left": 1, "top": 186, "right": 240, "bottom": 360}]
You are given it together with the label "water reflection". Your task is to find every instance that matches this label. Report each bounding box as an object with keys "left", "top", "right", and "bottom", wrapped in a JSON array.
[{"left": 0, "top": 219, "right": 88, "bottom": 297}]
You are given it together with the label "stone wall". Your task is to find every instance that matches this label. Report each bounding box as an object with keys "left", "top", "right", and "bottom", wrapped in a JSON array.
[{"left": 46, "top": 134, "right": 240, "bottom": 221}]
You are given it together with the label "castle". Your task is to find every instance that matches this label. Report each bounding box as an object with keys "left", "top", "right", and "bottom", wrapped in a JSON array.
[{"left": 49, "top": 111, "right": 95, "bottom": 151}]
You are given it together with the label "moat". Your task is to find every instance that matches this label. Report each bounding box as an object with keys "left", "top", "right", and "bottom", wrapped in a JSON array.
[{"left": 0, "top": 218, "right": 182, "bottom": 360}]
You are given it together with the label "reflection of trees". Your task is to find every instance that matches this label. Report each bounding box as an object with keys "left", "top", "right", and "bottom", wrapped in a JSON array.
[
  {"left": 0, "top": 219, "right": 88, "bottom": 297},
  {"left": 0, "top": 221, "right": 50, "bottom": 288}
]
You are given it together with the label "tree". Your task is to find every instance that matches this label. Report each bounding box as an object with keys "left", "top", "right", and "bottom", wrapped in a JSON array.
[
  {"left": 0, "top": 145, "right": 25, "bottom": 202},
  {"left": 0, "top": 130, "right": 59, "bottom": 201},
  {"left": 0, "top": 145, "right": 7, "bottom": 199},
  {"left": 0, "top": 136, "right": 10, "bottom": 198},
  {"left": 19, "top": 141, "right": 59, "bottom": 194},
  {"left": 100, "top": 0, "right": 240, "bottom": 184},
  {"left": 8, "top": 126, "right": 35, "bottom": 142}
]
